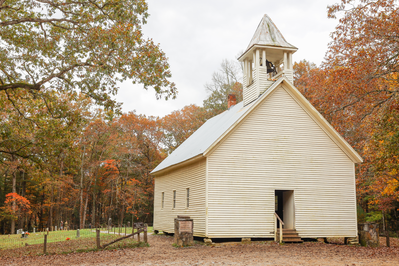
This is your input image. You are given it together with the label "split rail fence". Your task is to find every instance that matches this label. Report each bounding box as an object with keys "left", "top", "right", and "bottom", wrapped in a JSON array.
[{"left": 0, "top": 222, "right": 149, "bottom": 255}]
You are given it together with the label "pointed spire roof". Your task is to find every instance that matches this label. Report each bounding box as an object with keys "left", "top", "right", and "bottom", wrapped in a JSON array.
[{"left": 247, "top": 14, "right": 296, "bottom": 50}]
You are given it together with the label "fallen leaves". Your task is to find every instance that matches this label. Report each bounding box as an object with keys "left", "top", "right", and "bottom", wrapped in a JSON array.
[{"left": 0, "top": 234, "right": 398, "bottom": 265}]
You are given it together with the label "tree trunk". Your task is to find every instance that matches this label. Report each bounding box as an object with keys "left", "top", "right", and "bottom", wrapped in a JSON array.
[
  {"left": 20, "top": 171, "right": 26, "bottom": 230},
  {"left": 109, "top": 182, "right": 113, "bottom": 221},
  {"left": 39, "top": 186, "right": 45, "bottom": 230},
  {"left": 91, "top": 169, "right": 98, "bottom": 227},
  {"left": 120, "top": 206, "right": 125, "bottom": 227},
  {"left": 11, "top": 170, "right": 16, "bottom": 234},
  {"left": 56, "top": 159, "right": 63, "bottom": 229},
  {"left": 383, "top": 211, "right": 386, "bottom": 232},
  {"left": 91, "top": 192, "right": 96, "bottom": 226},
  {"left": 79, "top": 146, "right": 85, "bottom": 229},
  {"left": 49, "top": 184, "right": 54, "bottom": 231},
  {"left": 82, "top": 192, "right": 89, "bottom": 228},
  {"left": 59, "top": 190, "right": 63, "bottom": 226}
]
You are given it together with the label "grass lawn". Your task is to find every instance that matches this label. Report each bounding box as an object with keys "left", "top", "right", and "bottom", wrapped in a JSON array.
[
  {"left": 0, "top": 226, "right": 153, "bottom": 256},
  {"left": 0, "top": 229, "right": 97, "bottom": 249}
]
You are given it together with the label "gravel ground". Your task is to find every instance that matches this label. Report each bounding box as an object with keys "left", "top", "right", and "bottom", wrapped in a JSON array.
[{"left": 1, "top": 234, "right": 399, "bottom": 265}]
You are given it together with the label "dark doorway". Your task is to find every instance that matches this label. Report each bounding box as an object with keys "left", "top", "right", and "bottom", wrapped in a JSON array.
[
  {"left": 275, "top": 190, "right": 295, "bottom": 229},
  {"left": 275, "top": 190, "right": 284, "bottom": 228}
]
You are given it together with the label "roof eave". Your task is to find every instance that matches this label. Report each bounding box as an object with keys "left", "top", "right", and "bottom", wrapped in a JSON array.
[
  {"left": 203, "top": 77, "right": 363, "bottom": 164},
  {"left": 238, "top": 44, "right": 298, "bottom": 61},
  {"left": 151, "top": 154, "right": 204, "bottom": 176},
  {"left": 279, "top": 78, "right": 363, "bottom": 164}
]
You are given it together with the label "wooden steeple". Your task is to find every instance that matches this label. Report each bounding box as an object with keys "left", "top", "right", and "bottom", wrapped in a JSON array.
[{"left": 238, "top": 15, "right": 298, "bottom": 106}]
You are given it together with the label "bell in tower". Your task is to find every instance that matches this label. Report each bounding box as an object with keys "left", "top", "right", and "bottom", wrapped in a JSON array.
[{"left": 238, "top": 14, "right": 298, "bottom": 106}]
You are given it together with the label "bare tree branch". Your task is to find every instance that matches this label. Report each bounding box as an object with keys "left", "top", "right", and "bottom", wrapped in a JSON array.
[
  {"left": 0, "top": 83, "right": 41, "bottom": 91},
  {"left": 0, "top": 18, "right": 78, "bottom": 27}
]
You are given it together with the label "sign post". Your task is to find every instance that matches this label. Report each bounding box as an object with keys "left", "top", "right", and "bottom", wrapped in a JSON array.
[{"left": 174, "top": 215, "right": 194, "bottom": 247}]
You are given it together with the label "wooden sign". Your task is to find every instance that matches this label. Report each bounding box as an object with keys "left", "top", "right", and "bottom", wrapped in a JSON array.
[{"left": 179, "top": 220, "right": 192, "bottom": 233}]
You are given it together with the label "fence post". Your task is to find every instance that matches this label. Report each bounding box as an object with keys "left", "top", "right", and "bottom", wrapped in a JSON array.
[
  {"left": 113, "top": 226, "right": 115, "bottom": 235},
  {"left": 124, "top": 224, "right": 126, "bottom": 236},
  {"left": 43, "top": 234, "right": 47, "bottom": 254},
  {"left": 144, "top": 223, "right": 148, "bottom": 243},
  {"left": 137, "top": 228, "right": 140, "bottom": 243},
  {"left": 96, "top": 229, "right": 101, "bottom": 249},
  {"left": 119, "top": 225, "right": 121, "bottom": 236},
  {"left": 77, "top": 229, "right": 80, "bottom": 238}
]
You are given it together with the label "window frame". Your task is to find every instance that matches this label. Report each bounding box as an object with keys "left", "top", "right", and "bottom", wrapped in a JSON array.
[
  {"left": 186, "top": 188, "right": 190, "bottom": 208},
  {"left": 173, "top": 190, "right": 176, "bottom": 209}
]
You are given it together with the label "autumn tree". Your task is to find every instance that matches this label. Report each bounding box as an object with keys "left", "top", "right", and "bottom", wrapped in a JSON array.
[
  {"left": 364, "top": 99, "right": 399, "bottom": 215},
  {"left": 293, "top": 60, "right": 317, "bottom": 92},
  {"left": 203, "top": 59, "right": 243, "bottom": 116},
  {"left": 324, "top": 0, "right": 399, "bottom": 135},
  {"left": 0, "top": 193, "right": 31, "bottom": 223},
  {"left": 0, "top": 0, "right": 176, "bottom": 111},
  {"left": 115, "top": 112, "right": 164, "bottom": 223},
  {"left": 79, "top": 115, "right": 119, "bottom": 229},
  {"left": 326, "top": 0, "right": 399, "bottom": 218},
  {"left": 0, "top": 86, "right": 97, "bottom": 232},
  {"left": 292, "top": 0, "right": 399, "bottom": 226},
  {"left": 0, "top": 0, "right": 179, "bottom": 232},
  {"left": 160, "top": 104, "right": 209, "bottom": 153},
  {"left": 157, "top": 60, "right": 244, "bottom": 154}
]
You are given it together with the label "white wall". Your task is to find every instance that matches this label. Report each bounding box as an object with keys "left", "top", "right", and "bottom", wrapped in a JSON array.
[
  {"left": 153, "top": 159, "right": 206, "bottom": 236},
  {"left": 207, "top": 85, "right": 357, "bottom": 238}
]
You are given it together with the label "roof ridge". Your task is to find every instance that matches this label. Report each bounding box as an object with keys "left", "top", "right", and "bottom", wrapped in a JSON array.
[{"left": 247, "top": 14, "right": 296, "bottom": 50}]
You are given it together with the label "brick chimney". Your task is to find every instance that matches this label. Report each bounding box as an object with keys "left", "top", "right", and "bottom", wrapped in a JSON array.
[{"left": 228, "top": 94, "right": 237, "bottom": 109}]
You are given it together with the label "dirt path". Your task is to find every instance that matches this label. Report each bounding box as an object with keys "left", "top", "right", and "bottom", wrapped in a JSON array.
[{"left": 1, "top": 234, "right": 399, "bottom": 265}]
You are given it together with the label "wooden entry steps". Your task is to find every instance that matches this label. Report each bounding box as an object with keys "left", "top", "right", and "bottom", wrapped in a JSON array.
[{"left": 276, "top": 229, "right": 303, "bottom": 243}]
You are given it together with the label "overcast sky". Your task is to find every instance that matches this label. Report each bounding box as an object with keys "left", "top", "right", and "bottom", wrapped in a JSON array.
[{"left": 114, "top": 0, "right": 339, "bottom": 117}]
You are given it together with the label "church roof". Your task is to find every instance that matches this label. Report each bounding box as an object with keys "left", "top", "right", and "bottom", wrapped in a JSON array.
[
  {"left": 152, "top": 99, "right": 256, "bottom": 174},
  {"left": 246, "top": 14, "right": 297, "bottom": 50}
]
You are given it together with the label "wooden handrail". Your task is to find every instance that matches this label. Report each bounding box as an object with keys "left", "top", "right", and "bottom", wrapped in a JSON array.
[
  {"left": 274, "top": 213, "right": 284, "bottom": 226},
  {"left": 274, "top": 213, "right": 284, "bottom": 244}
]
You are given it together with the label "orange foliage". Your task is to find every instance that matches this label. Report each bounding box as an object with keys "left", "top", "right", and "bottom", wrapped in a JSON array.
[
  {"left": 2, "top": 193, "right": 32, "bottom": 219},
  {"left": 160, "top": 104, "right": 208, "bottom": 152},
  {"left": 295, "top": 0, "right": 399, "bottom": 215}
]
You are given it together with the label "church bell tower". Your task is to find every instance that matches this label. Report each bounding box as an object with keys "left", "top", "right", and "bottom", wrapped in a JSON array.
[{"left": 238, "top": 15, "right": 298, "bottom": 106}]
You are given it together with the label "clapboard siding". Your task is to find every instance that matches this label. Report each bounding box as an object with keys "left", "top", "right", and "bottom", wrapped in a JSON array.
[
  {"left": 243, "top": 71, "right": 258, "bottom": 106},
  {"left": 207, "top": 85, "right": 357, "bottom": 238},
  {"left": 153, "top": 159, "right": 206, "bottom": 237},
  {"left": 259, "top": 70, "right": 274, "bottom": 94},
  {"left": 284, "top": 69, "right": 294, "bottom": 83},
  {"left": 245, "top": 69, "right": 274, "bottom": 105}
]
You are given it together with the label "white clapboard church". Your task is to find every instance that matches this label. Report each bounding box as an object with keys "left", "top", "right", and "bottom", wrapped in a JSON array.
[{"left": 151, "top": 14, "right": 362, "bottom": 242}]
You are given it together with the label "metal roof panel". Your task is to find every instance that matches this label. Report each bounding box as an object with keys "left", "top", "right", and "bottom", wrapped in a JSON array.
[{"left": 151, "top": 101, "right": 255, "bottom": 174}]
